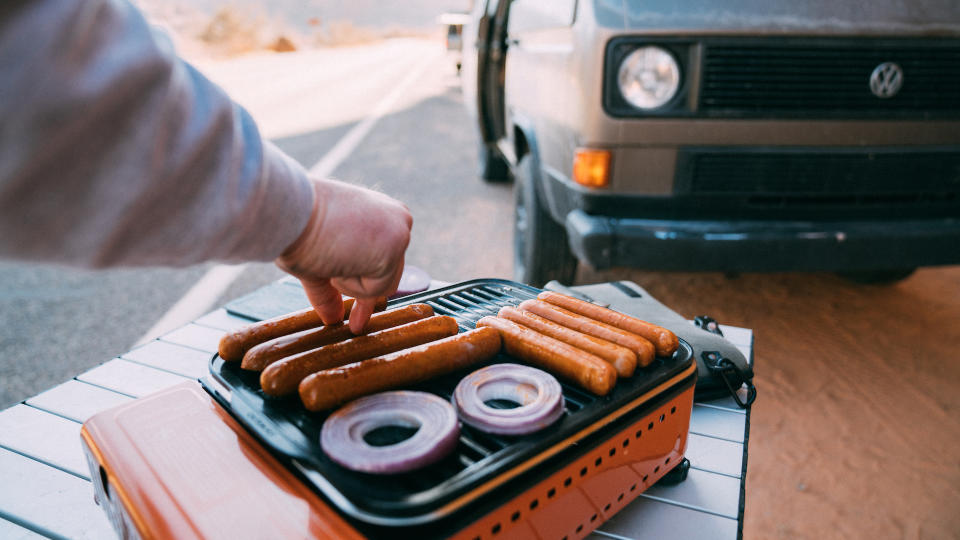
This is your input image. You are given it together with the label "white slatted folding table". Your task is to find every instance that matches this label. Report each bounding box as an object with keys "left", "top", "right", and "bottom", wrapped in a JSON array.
[{"left": 0, "top": 281, "right": 752, "bottom": 539}]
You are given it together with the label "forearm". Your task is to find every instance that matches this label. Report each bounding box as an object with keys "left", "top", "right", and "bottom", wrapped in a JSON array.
[{"left": 0, "top": 0, "right": 313, "bottom": 267}]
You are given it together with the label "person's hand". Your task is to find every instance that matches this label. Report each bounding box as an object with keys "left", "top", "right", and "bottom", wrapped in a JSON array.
[{"left": 276, "top": 178, "right": 412, "bottom": 333}]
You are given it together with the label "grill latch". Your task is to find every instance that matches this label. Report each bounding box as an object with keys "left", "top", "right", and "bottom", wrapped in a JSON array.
[
  {"left": 693, "top": 315, "right": 723, "bottom": 337},
  {"left": 701, "top": 350, "right": 757, "bottom": 409}
]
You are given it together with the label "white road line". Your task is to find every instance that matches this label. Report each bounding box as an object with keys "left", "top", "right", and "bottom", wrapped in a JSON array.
[
  {"left": 308, "top": 49, "right": 439, "bottom": 177},
  {"left": 135, "top": 50, "right": 441, "bottom": 346}
]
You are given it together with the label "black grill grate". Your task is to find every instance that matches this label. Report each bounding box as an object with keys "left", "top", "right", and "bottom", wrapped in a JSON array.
[
  {"left": 699, "top": 40, "right": 960, "bottom": 116},
  {"left": 205, "top": 279, "right": 694, "bottom": 527}
]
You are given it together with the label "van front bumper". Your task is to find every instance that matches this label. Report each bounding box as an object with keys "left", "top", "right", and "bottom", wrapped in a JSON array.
[{"left": 564, "top": 210, "right": 960, "bottom": 272}]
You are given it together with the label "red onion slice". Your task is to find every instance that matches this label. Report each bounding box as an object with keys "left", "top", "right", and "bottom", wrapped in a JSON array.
[
  {"left": 320, "top": 391, "right": 459, "bottom": 474},
  {"left": 453, "top": 363, "right": 564, "bottom": 436}
]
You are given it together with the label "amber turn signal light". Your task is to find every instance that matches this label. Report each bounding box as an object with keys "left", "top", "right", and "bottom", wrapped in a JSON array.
[{"left": 573, "top": 149, "right": 611, "bottom": 188}]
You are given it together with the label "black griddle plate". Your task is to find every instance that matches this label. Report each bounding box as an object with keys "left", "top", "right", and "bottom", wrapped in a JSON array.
[{"left": 204, "top": 279, "right": 693, "bottom": 526}]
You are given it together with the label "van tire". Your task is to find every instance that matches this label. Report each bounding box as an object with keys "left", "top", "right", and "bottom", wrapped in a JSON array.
[
  {"left": 513, "top": 155, "right": 578, "bottom": 287},
  {"left": 478, "top": 142, "right": 511, "bottom": 182}
]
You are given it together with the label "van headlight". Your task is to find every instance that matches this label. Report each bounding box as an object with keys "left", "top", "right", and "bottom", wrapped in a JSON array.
[{"left": 617, "top": 46, "right": 681, "bottom": 110}]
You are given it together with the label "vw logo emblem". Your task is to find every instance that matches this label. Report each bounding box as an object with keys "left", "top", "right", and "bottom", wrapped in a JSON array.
[{"left": 869, "top": 62, "right": 903, "bottom": 98}]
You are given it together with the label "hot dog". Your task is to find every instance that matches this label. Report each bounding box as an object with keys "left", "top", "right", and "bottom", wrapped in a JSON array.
[
  {"left": 261, "top": 315, "right": 460, "bottom": 397},
  {"left": 497, "top": 306, "right": 637, "bottom": 377},
  {"left": 299, "top": 327, "right": 501, "bottom": 412},
  {"left": 217, "top": 296, "right": 388, "bottom": 362},
  {"left": 476, "top": 316, "right": 617, "bottom": 396},
  {"left": 518, "top": 299, "right": 656, "bottom": 368},
  {"left": 537, "top": 291, "right": 679, "bottom": 357},
  {"left": 241, "top": 304, "right": 434, "bottom": 371}
]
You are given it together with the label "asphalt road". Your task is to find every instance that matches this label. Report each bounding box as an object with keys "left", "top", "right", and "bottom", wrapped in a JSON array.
[{"left": 2, "top": 38, "right": 959, "bottom": 537}]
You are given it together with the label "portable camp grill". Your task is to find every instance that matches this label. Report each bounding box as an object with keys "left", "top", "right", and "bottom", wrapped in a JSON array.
[{"left": 81, "top": 279, "right": 697, "bottom": 540}]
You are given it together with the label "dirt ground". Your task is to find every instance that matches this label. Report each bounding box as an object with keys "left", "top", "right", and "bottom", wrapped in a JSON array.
[{"left": 580, "top": 265, "right": 960, "bottom": 539}]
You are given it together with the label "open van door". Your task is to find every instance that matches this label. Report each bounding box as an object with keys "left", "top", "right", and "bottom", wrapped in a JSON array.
[{"left": 473, "top": 0, "right": 512, "bottom": 181}]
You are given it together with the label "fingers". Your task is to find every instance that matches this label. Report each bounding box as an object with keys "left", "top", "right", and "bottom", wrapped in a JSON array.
[
  {"left": 300, "top": 278, "right": 345, "bottom": 325},
  {"left": 331, "top": 257, "right": 404, "bottom": 298},
  {"left": 338, "top": 261, "right": 404, "bottom": 334},
  {"left": 300, "top": 259, "right": 404, "bottom": 333},
  {"left": 347, "top": 298, "right": 378, "bottom": 334},
  {"left": 276, "top": 178, "right": 413, "bottom": 331}
]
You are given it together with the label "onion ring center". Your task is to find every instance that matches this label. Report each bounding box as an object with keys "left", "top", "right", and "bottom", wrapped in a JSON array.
[
  {"left": 477, "top": 378, "right": 540, "bottom": 412},
  {"left": 361, "top": 422, "right": 421, "bottom": 447}
]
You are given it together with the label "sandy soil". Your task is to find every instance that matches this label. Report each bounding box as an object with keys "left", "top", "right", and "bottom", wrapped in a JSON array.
[{"left": 581, "top": 265, "right": 960, "bottom": 539}]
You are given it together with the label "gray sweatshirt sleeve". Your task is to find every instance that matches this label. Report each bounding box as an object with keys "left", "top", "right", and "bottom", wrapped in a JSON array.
[{"left": 0, "top": 0, "right": 315, "bottom": 268}]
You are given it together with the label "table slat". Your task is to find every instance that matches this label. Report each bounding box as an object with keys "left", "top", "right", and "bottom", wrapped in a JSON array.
[
  {"left": 26, "top": 381, "right": 132, "bottom": 423},
  {"left": 0, "top": 518, "right": 47, "bottom": 540},
  {"left": 685, "top": 433, "right": 744, "bottom": 479},
  {"left": 591, "top": 494, "right": 738, "bottom": 540},
  {"left": 122, "top": 340, "right": 210, "bottom": 379},
  {"left": 0, "top": 405, "right": 87, "bottom": 479},
  {"left": 697, "top": 393, "right": 749, "bottom": 413},
  {"left": 194, "top": 309, "right": 254, "bottom": 331},
  {"left": 77, "top": 359, "right": 189, "bottom": 398},
  {"left": 225, "top": 282, "right": 309, "bottom": 321},
  {"left": 0, "top": 448, "right": 113, "bottom": 540},
  {"left": 159, "top": 323, "right": 223, "bottom": 353},
  {"left": 641, "top": 467, "right": 741, "bottom": 519},
  {"left": 689, "top": 404, "right": 746, "bottom": 443}
]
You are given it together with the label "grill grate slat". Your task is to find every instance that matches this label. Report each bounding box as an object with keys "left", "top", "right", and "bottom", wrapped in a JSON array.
[
  {"left": 447, "top": 292, "right": 489, "bottom": 309},
  {"left": 459, "top": 435, "right": 495, "bottom": 460}
]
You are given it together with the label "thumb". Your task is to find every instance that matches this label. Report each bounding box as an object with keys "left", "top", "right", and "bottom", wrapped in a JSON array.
[{"left": 300, "top": 278, "right": 345, "bottom": 325}]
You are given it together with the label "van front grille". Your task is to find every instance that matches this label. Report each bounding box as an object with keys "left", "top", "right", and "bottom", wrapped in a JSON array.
[{"left": 699, "top": 40, "right": 960, "bottom": 117}]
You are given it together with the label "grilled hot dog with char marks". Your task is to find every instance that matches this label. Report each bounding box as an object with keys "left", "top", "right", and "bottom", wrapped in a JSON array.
[
  {"left": 260, "top": 315, "right": 459, "bottom": 397},
  {"left": 217, "top": 296, "right": 388, "bottom": 362},
  {"left": 476, "top": 316, "right": 617, "bottom": 396},
  {"left": 498, "top": 306, "right": 637, "bottom": 377},
  {"left": 518, "top": 299, "right": 656, "bottom": 368},
  {"left": 538, "top": 291, "right": 679, "bottom": 357},
  {"left": 299, "top": 327, "right": 501, "bottom": 411},
  {"left": 241, "top": 304, "right": 434, "bottom": 371}
]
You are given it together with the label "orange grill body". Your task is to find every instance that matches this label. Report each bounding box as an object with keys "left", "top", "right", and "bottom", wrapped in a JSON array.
[
  {"left": 81, "top": 369, "right": 694, "bottom": 540},
  {"left": 80, "top": 280, "right": 697, "bottom": 539}
]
